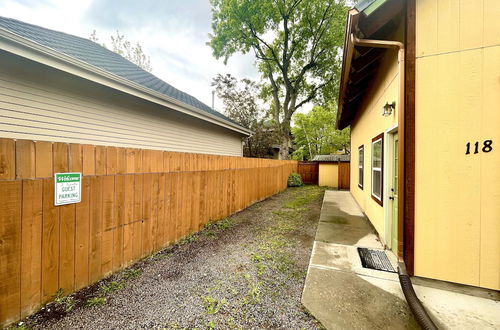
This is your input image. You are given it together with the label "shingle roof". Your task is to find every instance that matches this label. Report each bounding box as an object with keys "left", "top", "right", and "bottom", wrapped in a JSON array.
[
  {"left": 0, "top": 16, "right": 242, "bottom": 128},
  {"left": 312, "top": 154, "right": 350, "bottom": 162}
]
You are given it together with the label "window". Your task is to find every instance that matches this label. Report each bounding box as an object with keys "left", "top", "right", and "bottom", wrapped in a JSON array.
[
  {"left": 358, "top": 145, "right": 364, "bottom": 189},
  {"left": 371, "top": 133, "right": 384, "bottom": 205}
]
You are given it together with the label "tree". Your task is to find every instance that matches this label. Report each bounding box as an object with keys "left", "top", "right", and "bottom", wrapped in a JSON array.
[
  {"left": 209, "top": 0, "right": 347, "bottom": 159},
  {"left": 291, "top": 105, "right": 350, "bottom": 161},
  {"left": 89, "top": 30, "right": 152, "bottom": 72},
  {"left": 212, "top": 73, "right": 280, "bottom": 158}
]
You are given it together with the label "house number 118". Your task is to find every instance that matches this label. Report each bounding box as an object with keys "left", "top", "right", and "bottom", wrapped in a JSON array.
[{"left": 465, "top": 140, "right": 493, "bottom": 155}]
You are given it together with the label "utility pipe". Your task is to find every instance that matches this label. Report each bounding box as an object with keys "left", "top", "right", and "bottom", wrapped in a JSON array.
[{"left": 350, "top": 33, "right": 437, "bottom": 329}]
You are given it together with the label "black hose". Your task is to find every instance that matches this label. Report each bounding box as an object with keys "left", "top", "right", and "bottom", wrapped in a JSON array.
[{"left": 398, "top": 262, "right": 438, "bottom": 330}]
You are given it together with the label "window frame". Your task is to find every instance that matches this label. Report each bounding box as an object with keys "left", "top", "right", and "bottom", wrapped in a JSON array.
[
  {"left": 358, "top": 145, "right": 364, "bottom": 189},
  {"left": 371, "top": 133, "right": 384, "bottom": 206}
]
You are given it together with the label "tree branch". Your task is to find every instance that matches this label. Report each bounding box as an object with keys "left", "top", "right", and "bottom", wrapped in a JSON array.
[{"left": 293, "top": 78, "right": 333, "bottom": 110}]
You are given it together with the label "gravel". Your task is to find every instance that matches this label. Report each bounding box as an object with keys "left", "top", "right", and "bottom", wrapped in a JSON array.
[{"left": 20, "top": 185, "right": 325, "bottom": 330}]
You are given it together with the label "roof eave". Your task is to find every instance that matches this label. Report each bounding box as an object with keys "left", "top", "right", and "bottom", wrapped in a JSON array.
[
  {"left": 0, "top": 28, "right": 252, "bottom": 137},
  {"left": 336, "top": 9, "right": 359, "bottom": 130}
]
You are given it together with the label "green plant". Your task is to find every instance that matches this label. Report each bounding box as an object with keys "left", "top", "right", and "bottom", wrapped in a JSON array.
[
  {"left": 122, "top": 268, "right": 142, "bottom": 280},
  {"left": 100, "top": 281, "right": 124, "bottom": 294},
  {"left": 202, "top": 296, "right": 226, "bottom": 315},
  {"left": 52, "top": 289, "right": 75, "bottom": 312},
  {"left": 207, "top": 320, "right": 216, "bottom": 330},
  {"left": 287, "top": 173, "right": 303, "bottom": 187},
  {"left": 179, "top": 233, "right": 198, "bottom": 245},
  {"left": 85, "top": 296, "right": 107, "bottom": 307},
  {"left": 13, "top": 322, "right": 30, "bottom": 330}
]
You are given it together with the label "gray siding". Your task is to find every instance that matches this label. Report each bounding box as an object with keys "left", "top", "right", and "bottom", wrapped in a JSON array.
[{"left": 0, "top": 51, "right": 244, "bottom": 156}]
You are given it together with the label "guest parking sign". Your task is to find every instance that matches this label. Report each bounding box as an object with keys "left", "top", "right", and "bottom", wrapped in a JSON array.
[{"left": 54, "top": 173, "right": 82, "bottom": 206}]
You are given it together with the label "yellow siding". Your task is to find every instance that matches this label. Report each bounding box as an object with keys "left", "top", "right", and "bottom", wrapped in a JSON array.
[
  {"left": 0, "top": 52, "right": 244, "bottom": 156},
  {"left": 318, "top": 164, "right": 338, "bottom": 187},
  {"left": 350, "top": 49, "right": 399, "bottom": 241},
  {"left": 416, "top": 0, "right": 500, "bottom": 290}
]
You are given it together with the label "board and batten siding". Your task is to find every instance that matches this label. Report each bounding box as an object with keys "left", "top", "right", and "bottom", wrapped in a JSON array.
[
  {"left": 318, "top": 163, "right": 339, "bottom": 188},
  {"left": 0, "top": 51, "right": 244, "bottom": 156},
  {"left": 415, "top": 0, "right": 500, "bottom": 290}
]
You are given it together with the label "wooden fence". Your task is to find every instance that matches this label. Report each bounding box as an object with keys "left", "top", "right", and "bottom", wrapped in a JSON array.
[
  {"left": 297, "top": 162, "right": 319, "bottom": 184},
  {"left": 0, "top": 138, "right": 298, "bottom": 327}
]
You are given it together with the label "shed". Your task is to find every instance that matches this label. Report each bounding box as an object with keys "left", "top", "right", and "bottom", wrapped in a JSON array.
[
  {"left": 312, "top": 154, "right": 350, "bottom": 189},
  {"left": 0, "top": 16, "right": 251, "bottom": 156}
]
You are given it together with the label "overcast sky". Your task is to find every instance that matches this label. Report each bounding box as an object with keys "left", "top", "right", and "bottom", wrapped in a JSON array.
[{"left": 0, "top": 0, "right": 261, "bottom": 111}]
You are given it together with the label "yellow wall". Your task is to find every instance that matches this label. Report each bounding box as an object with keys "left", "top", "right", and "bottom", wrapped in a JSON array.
[
  {"left": 319, "top": 163, "right": 339, "bottom": 187},
  {"left": 350, "top": 48, "right": 400, "bottom": 243},
  {"left": 415, "top": 0, "right": 500, "bottom": 290}
]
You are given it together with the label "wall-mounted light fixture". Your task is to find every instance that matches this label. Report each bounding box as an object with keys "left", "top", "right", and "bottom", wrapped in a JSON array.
[{"left": 382, "top": 101, "right": 395, "bottom": 116}]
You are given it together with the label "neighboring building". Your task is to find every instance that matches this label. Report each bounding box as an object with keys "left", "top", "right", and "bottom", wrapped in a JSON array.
[
  {"left": 0, "top": 17, "right": 251, "bottom": 156},
  {"left": 337, "top": 0, "right": 499, "bottom": 290},
  {"left": 312, "top": 154, "right": 350, "bottom": 189}
]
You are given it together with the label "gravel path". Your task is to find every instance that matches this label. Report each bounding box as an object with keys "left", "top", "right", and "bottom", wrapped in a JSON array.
[{"left": 19, "top": 186, "right": 325, "bottom": 330}]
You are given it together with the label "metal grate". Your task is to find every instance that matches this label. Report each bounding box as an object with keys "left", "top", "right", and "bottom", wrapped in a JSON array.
[{"left": 357, "top": 248, "right": 396, "bottom": 273}]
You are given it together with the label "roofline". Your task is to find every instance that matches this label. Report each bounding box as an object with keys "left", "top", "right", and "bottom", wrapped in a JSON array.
[
  {"left": 336, "top": 8, "right": 359, "bottom": 130},
  {"left": 0, "top": 27, "right": 252, "bottom": 136}
]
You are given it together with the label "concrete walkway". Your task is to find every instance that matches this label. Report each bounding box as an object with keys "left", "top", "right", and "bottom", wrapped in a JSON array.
[{"left": 302, "top": 190, "right": 500, "bottom": 330}]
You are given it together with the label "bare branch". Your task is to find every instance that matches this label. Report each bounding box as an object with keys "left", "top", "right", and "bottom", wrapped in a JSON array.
[{"left": 294, "top": 78, "right": 333, "bottom": 110}]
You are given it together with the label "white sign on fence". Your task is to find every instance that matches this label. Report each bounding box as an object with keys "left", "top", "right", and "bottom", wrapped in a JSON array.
[{"left": 54, "top": 172, "right": 82, "bottom": 206}]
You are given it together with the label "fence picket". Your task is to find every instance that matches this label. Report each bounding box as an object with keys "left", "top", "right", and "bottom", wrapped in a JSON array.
[{"left": 0, "top": 138, "right": 298, "bottom": 327}]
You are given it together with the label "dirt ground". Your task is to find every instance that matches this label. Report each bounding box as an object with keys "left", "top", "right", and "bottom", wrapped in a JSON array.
[{"left": 13, "top": 185, "right": 325, "bottom": 330}]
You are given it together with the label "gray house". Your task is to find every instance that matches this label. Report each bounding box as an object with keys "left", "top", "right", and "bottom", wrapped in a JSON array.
[{"left": 0, "top": 16, "right": 251, "bottom": 156}]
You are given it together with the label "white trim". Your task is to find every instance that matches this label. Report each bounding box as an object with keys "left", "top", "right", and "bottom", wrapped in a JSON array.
[
  {"left": 0, "top": 28, "right": 252, "bottom": 136},
  {"left": 383, "top": 126, "right": 398, "bottom": 250},
  {"left": 358, "top": 145, "right": 364, "bottom": 189},
  {"left": 371, "top": 137, "right": 383, "bottom": 201}
]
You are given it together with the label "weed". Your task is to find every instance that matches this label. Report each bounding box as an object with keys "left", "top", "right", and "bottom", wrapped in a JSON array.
[
  {"left": 202, "top": 296, "right": 226, "bottom": 315},
  {"left": 207, "top": 320, "right": 216, "bottom": 330},
  {"left": 247, "top": 284, "right": 261, "bottom": 303},
  {"left": 122, "top": 268, "right": 142, "bottom": 280},
  {"left": 179, "top": 233, "right": 198, "bottom": 245},
  {"left": 85, "top": 296, "right": 107, "bottom": 307},
  {"left": 251, "top": 253, "right": 263, "bottom": 262},
  {"left": 100, "top": 281, "right": 124, "bottom": 294},
  {"left": 205, "top": 217, "right": 234, "bottom": 231},
  {"left": 52, "top": 289, "right": 75, "bottom": 312},
  {"left": 226, "top": 317, "right": 235, "bottom": 329},
  {"left": 13, "top": 322, "right": 29, "bottom": 330},
  {"left": 255, "top": 263, "right": 266, "bottom": 276}
]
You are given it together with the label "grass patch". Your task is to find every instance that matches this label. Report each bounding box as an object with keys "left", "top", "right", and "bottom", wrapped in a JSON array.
[
  {"left": 202, "top": 217, "right": 235, "bottom": 238},
  {"left": 122, "top": 268, "right": 142, "bottom": 280},
  {"left": 85, "top": 297, "right": 107, "bottom": 307},
  {"left": 178, "top": 233, "right": 198, "bottom": 245}
]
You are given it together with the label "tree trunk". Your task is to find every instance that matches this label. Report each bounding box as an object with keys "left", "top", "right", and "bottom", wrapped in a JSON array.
[{"left": 278, "top": 134, "right": 291, "bottom": 160}]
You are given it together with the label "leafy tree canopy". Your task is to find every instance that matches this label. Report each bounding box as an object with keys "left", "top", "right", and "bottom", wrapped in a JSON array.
[
  {"left": 291, "top": 105, "right": 350, "bottom": 161},
  {"left": 209, "top": 0, "right": 348, "bottom": 158},
  {"left": 212, "top": 73, "right": 280, "bottom": 158}
]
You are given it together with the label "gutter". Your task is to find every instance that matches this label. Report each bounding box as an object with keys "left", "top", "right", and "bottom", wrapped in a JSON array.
[{"left": 0, "top": 28, "right": 252, "bottom": 136}]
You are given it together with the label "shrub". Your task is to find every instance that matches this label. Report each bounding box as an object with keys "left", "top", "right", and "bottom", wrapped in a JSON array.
[{"left": 287, "top": 173, "right": 303, "bottom": 187}]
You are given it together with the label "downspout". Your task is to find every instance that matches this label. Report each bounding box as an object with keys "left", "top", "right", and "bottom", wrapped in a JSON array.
[{"left": 350, "top": 34, "right": 438, "bottom": 330}]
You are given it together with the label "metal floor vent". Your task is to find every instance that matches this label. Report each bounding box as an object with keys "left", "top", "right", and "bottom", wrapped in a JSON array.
[{"left": 357, "top": 248, "right": 396, "bottom": 273}]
